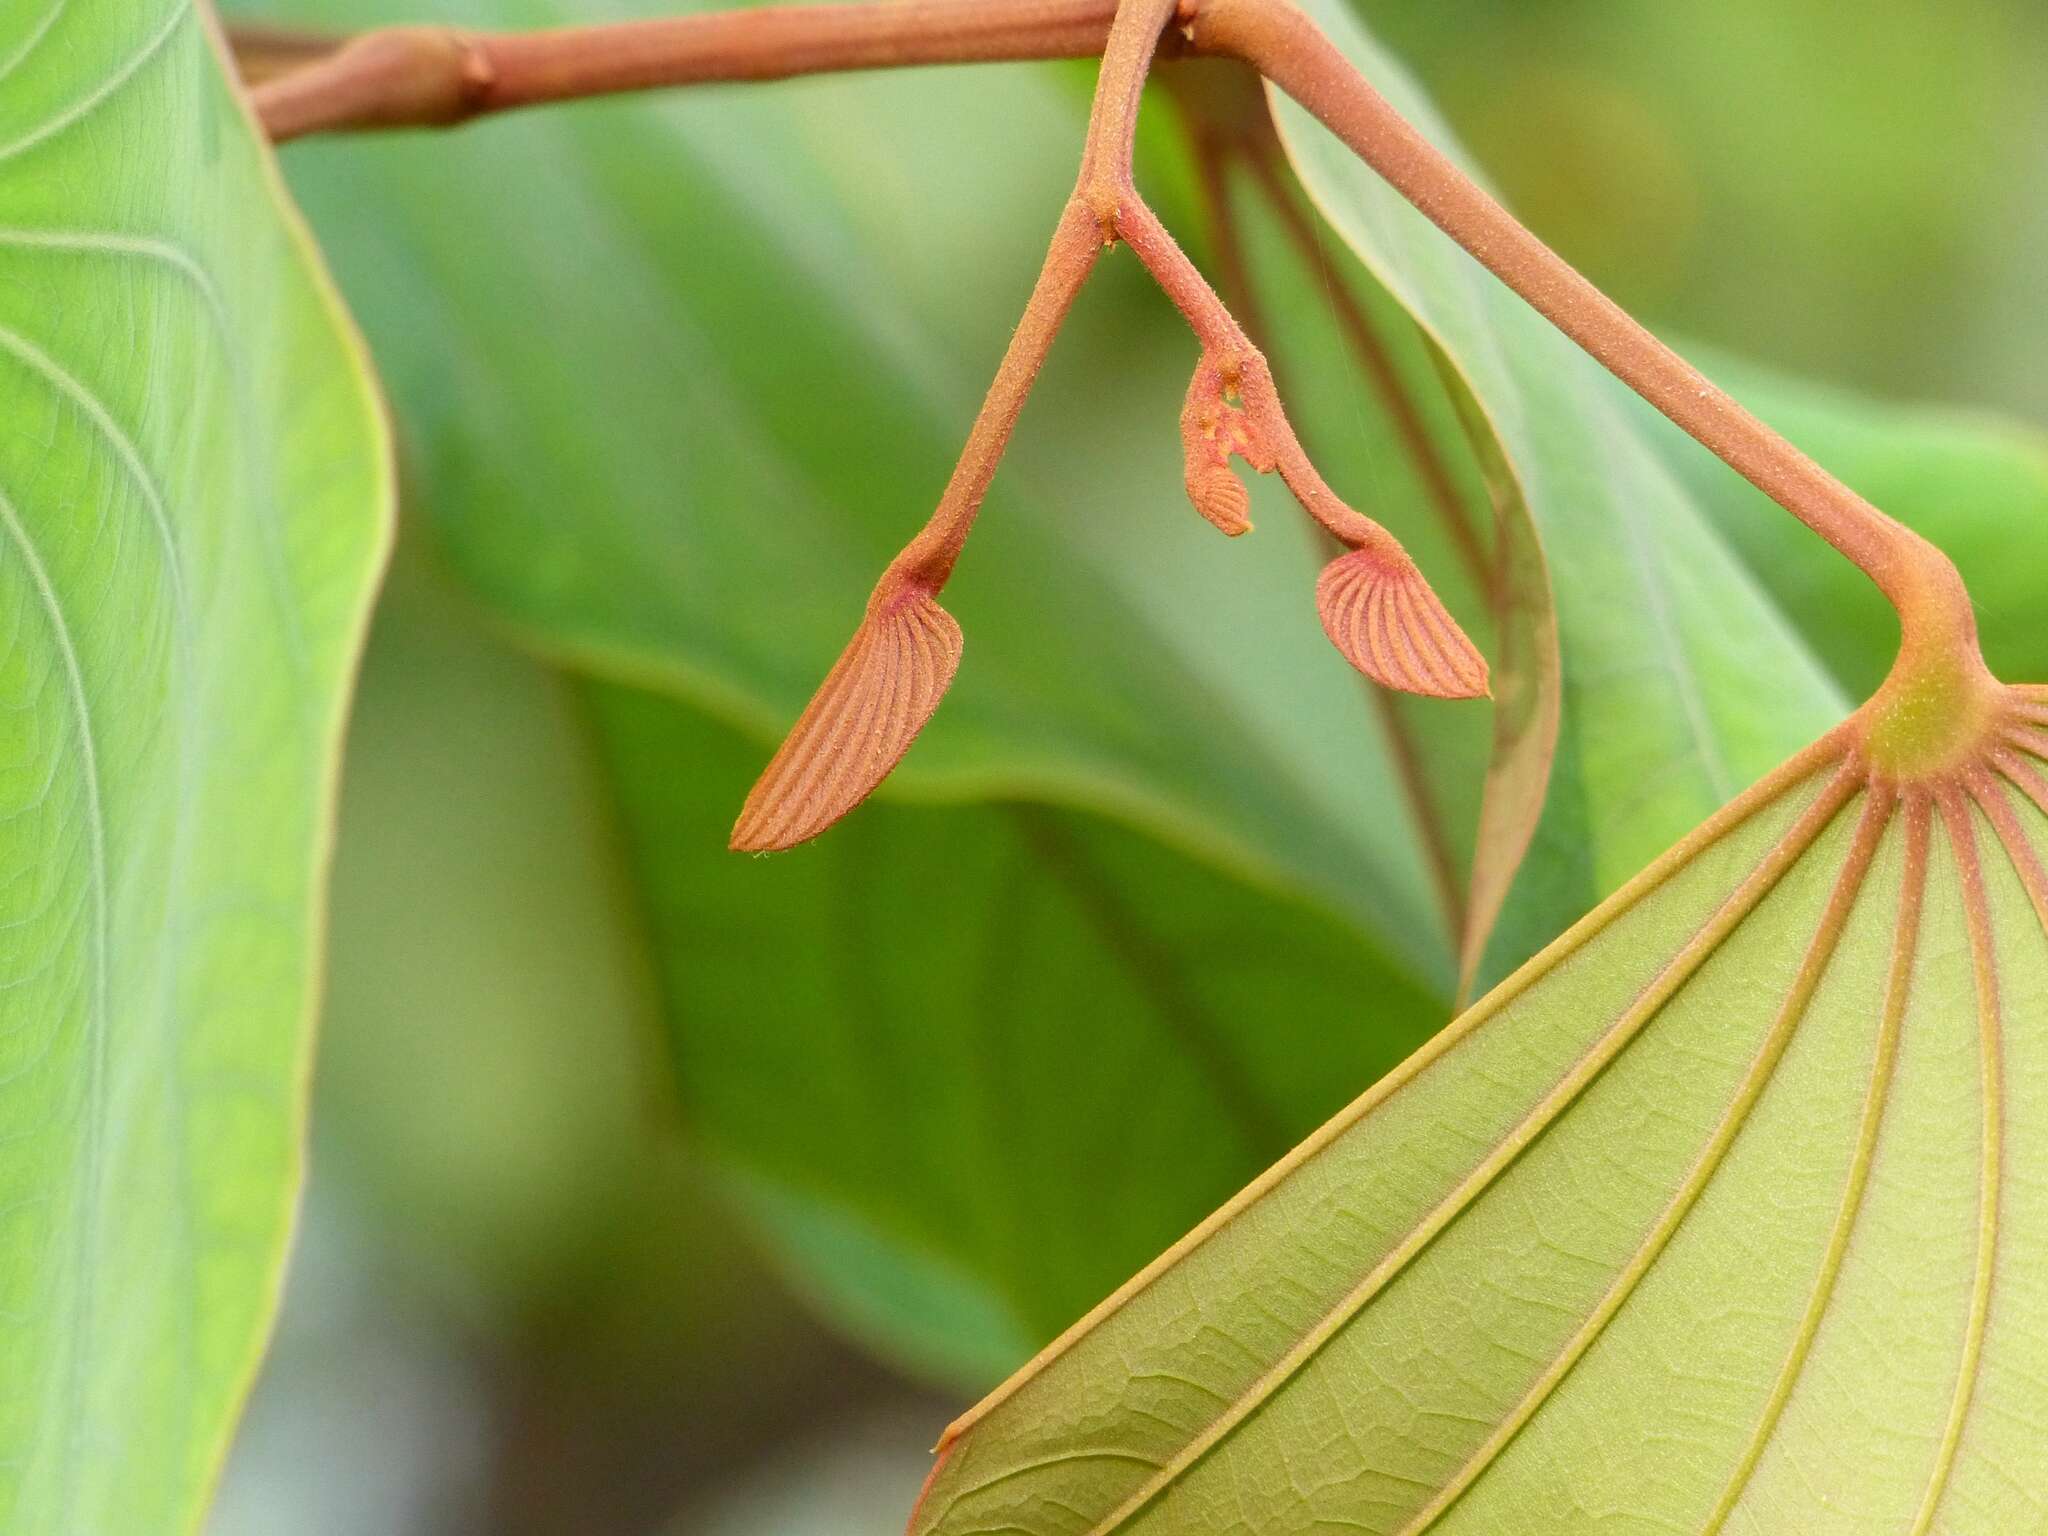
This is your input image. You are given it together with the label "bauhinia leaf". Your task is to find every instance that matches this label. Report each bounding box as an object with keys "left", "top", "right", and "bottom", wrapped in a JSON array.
[
  {"left": 0, "top": 2, "right": 391, "bottom": 1528},
  {"left": 910, "top": 678, "right": 2048, "bottom": 1535}
]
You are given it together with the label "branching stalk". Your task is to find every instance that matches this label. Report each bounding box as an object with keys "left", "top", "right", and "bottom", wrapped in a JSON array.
[
  {"left": 242, "top": 0, "right": 2004, "bottom": 832},
  {"left": 1237, "top": 143, "right": 1490, "bottom": 593},
  {"left": 890, "top": 200, "right": 1102, "bottom": 592},
  {"left": 240, "top": 1, "right": 1132, "bottom": 141},
  {"left": 1171, "top": 84, "right": 1477, "bottom": 945},
  {"left": 1182, "top": 0, "right": 1989, "bottom": 710},
  {"left": 729, "top": 0, "right": 1483, "bottom": 849}
]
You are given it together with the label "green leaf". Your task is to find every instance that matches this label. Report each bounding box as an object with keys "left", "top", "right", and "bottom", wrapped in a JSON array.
[
  {"left": 586, "top": 683, "right": 1445, "bottom": 1388},
  {"left": 910, "top": 699, "right": 2048, "bottom": 1535},
  {"left": 1266, "top": 0, "right": 1853, "bottom": 990},
  {"left": 0, "top": 3, "right": 391, "bottom": 1529}
]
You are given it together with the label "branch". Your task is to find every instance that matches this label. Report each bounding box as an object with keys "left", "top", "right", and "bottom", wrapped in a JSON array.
[
  {"left": 1170, "top": 81, "right": 1474, "bottom": 945},
  {"left": 244, "top": 0, "right": 1995, "bottom": 836},
  {"left": 1237, "top": 140, "right": 1491, "bottom": 596},
  {"left": 240, "top": 0, "right": 1130, "bottom": 142},
  {"left": 242, "top": 0, "right": 1975, "bottom": 646}
]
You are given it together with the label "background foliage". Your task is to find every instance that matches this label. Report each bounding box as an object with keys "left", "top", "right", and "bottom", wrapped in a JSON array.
[{"left": 185, "top": 0, "right": 2048, "bottom": 1530}]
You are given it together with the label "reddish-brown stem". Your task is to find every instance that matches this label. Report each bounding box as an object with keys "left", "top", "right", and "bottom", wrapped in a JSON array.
[
  {"left": 1175, "top": 116, "right": 1469, "bottom": 940},
  {"left": 890, "top": 0, "right": 1170, "bottom": 592},
  {"left": 894, "top": 0, "right": 1440, "bottom": 591},
  {"left": 888, "top": 199, "right": 1101, "bottom": 592},
  {"left": 242, "top": 1, "right": 1130, "bottom": 142},
  {"left": 1115, "top": 197, "right": 1388, "bottom": 554},
  {"left": 254, "top": 0, "right": 2006, "bottom": 830},
  {"left": 1074, "top": 0, "right": 1178, "bottom": 213},
  {"left": 244, "top": 0, "right": 1994, "bottom": 696},
  {"left": 1181, "top": 119, "right": 1273, "bottom": 350}
]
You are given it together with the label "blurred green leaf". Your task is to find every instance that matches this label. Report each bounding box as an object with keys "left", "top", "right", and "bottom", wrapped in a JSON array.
[
  {"left": 242, "top": 545, "right": 856, "bottom": 1533},
  {"left": 588, "top": 684, "right": 1442, "bottom": 1387},
  {"left": 0, "top": 3, "right": 390, "bottom": 1529},
  {"left": 314, "top": 545, "right": 691, "bottom": 1331},
  {"left": 238, "top": 0, "right": 1483, "bottom": 1383}
]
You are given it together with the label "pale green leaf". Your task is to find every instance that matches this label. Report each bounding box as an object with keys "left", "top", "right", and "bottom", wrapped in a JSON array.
[
  {"left": 0, "top": 2, "right": 391, "bottom": 1529},
  {"left": 911, "top": 700, "right": 2048, "bottom": 1535}
]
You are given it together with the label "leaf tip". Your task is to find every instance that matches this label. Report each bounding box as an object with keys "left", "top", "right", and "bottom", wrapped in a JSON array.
[
  {"left": 1316, "top": 546, "right": 1489, "bottom": 700},
  {"left": 731, "top": 586, "right": 963, "bottom": 852}
]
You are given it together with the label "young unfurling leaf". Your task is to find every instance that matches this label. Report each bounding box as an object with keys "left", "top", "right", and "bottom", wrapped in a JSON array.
[
  {"left": 730, "top": 581, "right": 962, "bottom": 852},
  {"left": 1317, "top": 544, "right": 1490, "bottom": 700}
]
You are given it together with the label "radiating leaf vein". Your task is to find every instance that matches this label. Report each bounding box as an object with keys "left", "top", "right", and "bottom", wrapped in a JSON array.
[
  {"left": 1398, "top": 784, "right": 1894, "bottom": 1535},
  {"left": 0, "top": 0, "right": 192, "bottom": 165},
  {"left": 1074, "top": 761, "right": 1860, "bottom": 1535},
  {"left": 1698, "top": 796, "right": 1930, "bottom": 1532}
]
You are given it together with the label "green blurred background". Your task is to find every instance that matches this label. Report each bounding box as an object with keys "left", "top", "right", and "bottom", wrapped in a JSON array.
[{"left": 209, "top": 0, "right": 2048, "bottom": 1531}]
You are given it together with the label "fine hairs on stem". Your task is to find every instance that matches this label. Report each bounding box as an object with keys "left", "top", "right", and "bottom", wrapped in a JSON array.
[{"left": 243, "top": 0, "right": 1998, "bottom": 843}]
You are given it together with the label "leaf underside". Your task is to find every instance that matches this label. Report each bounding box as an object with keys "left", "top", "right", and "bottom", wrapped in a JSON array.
[
  {"left": 1269, "top": 0, "right": 1849, "bottom": 992},
  {"left": 912, "top": 703, "right": 2048, "bottom": 1535}
]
